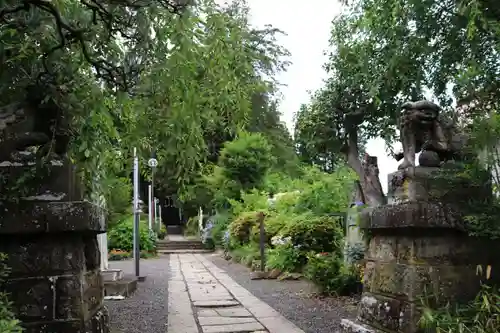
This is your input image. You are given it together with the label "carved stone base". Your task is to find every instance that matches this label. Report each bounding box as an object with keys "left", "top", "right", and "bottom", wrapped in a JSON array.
[
  {"left": 0, "top": 159, "right": 109, "bottom": 333},
  {"left": 349, "top": 165, "right": 500, "bottom": 333}
]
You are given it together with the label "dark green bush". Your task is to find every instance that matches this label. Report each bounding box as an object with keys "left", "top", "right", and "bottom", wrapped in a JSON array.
[
  {"left": 0, "top": 253, "right": 22, "bottom": 333},
  {"left": 305, "top": 252, "right": 361, "bottom": 295},
  {"left": 108, "top": 215, "right": 157, "bottom": 252},
  {"left": 280, "top": 214, "right": 344, "bottom": 254}
]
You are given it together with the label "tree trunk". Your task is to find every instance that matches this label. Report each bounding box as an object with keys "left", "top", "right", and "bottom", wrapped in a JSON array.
[{"left": 344, "top": 126, "right": 386, "bottom": 207}]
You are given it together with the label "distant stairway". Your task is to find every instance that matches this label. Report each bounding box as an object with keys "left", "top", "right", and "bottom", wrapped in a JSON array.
[
  {"left": 166, "top": 225, "right": 183, "bottom": 235},
  {"left": 157, "top": 234, "right": 212, "bottom": 254}
]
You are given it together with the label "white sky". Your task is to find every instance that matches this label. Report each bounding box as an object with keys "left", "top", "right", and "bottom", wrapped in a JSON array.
[{"left": 217, "top": 0, "right": 399, "bottom": 192}]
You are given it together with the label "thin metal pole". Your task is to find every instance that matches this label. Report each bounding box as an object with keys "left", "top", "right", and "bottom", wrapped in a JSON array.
[
  {"left": 158, "top": 204, "right": 162, "bottom": 231},
  {"left": 133, "top": 148, "right": 140, "bottom": 277},
  {"left": 148, "top": 185, "right": 153, "bottom": 231},
  {"left": 154, "top": 197, "right": 158, "bottom": 233},
  {"left": 151, "top": 166, "right": 155, "bottom": 221}
]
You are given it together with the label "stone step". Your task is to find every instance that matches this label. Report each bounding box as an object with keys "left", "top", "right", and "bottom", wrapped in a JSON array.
[
  {"left": 166, "top": 225, "right": 183, "bottom": 235},
  {"left": 158, "top": 249, "right": 214, "bottom": 254},
  {"left": 104, "top": 276, "right": 138, "bottom": 298},
  {"left": 157, "top": 241, "right": 205, "bottom": 250}
]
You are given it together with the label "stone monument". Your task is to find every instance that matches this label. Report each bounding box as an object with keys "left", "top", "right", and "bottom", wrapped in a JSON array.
[
  {"left": 340, "top": 101, "right": 500, "bottom": 333},
  {"left": 0, "top": 90, "right": 109, "bottom": 332}
]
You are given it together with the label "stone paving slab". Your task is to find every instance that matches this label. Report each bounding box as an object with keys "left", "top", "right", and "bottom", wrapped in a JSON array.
[{"left": 167, "top": 253, "right": 305, "bottom": 333}]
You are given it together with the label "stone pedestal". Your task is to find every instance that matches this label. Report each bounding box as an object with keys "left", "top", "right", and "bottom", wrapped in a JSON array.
[
  {"left": 341, "top": 166, "right": 500, "bottom": 333},
  {"left": 0, "top": 156, "right": 110, "bottom": 333}
]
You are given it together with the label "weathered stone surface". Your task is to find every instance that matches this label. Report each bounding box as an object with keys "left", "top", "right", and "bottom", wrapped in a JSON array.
[
  {"left": 362, "top": 261, "right": 480, "bottom": 304},
  {"left": 0, "top": 201, "right": 106, "bottom": 235},
  {"left": 366, "top": 234, "right": 500, "bottom": 266},
  {"left": 341, "top": 163, "right": 500, "bottom": 333},
  {"left": 340, "top": 319, "right": 378, "bottom": 333},
  {"left": 250, "top": 270, "right": 267, "bottom": 280},
  {"left": 4, "top": 277, "right": 54, "bottom": 321},
  {"left": 387, "top": 166, "right": 490, "bottom": 204},
  {"left": 198, "top": 316, "right": 258, "bottom": 325},
  {"left": 202, "top": 322, "right": 265, "bottom": 333},
  {"left": 22, "top": 306, "right": 110, "bottom": 333},
  {"left": 418, "top": 150, "right": 440, "bottom": 167},
  {"left": 357, "top": 293, "right": 419, "bottom": 333},
  {"left": 0, "top": 235, "right": 86, "bottom": 277},
  {"left": 267, "top": 268, "right": 282, "bottom": 279},
  {"left": 198, "top": 307, "right": 253, "bottom": 318},
  {"left": 0, "top": 159, "right": 109, "bottom": 333},
  {"left": 0, "top": 159, "right": 84, "bottom": 202},
  {"left": 194, "top": 300, "right": 241, "bottom": 307},
  {"left": 360, "top": 201, "right": 464, "bottom": 230}
]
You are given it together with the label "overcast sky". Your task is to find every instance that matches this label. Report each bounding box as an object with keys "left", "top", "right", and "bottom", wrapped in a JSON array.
[{"left": 217, "top": 0, "right": 399, "bottom": 192}]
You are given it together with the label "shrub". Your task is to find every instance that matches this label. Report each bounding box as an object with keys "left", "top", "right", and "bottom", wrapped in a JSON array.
[
  {"left": 157, "top": 223, "right": 167, "bottom": 240},
  {"left": 229, "top": 211, "right": 262, "bottom": 244},
  {"left": 305, "top": 252, "right": 361, "bottom": 295},
  {"left": 184, "top": 216, "right": 200, "bottom": 236},
  {"left": 210, "top": 213, "right": 231, "bottom": 246},
  {"left": 344, "top": 242, "right": 365, "bottom": 264},
  {"left": 108, "top": 249, "right": 157, "bottom": 261},
  {"left": 0, "top": 254, "right": 22, "bottom": 333},
  {"left": 108, "top": 215, "right": 157, "bottom": 252},
  {"left": 280, "top": 214, "right": 344, "bottom": 254},
  {"left": 231, "top": 243, "right": 261, "bottom": 267},
  {"left": 266, "top": 244, "right": 304, "bottom": 272},
  {"left": 201, "top": 221, "right": 215, "bottom": 250}
]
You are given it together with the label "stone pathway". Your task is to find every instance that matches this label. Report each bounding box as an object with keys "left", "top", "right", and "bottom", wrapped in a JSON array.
[{"left": 168, "top": 253, "right": 305, "bottom": 333}]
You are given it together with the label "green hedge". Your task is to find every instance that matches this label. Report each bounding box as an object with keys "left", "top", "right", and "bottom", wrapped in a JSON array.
[{"left": 108, "top": 215, "right": 157, "bottom": 252}]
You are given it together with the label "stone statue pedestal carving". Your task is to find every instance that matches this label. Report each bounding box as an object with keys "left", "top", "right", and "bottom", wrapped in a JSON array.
[
  {"left": 341, "top": 166, "right": 500, "bottom": 333},
  {"left": 0, "top": 155, "right": 109, "bottom": 333}
]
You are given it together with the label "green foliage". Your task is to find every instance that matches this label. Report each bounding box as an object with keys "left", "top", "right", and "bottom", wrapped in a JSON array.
[
  {"left": 108, "top": 216, "right": 157, "bottom": 253},
  {"left": 229, "top": 211, "right": 262, "bottom": 244},
  {"left": 279, "top": 214, "right": 344, "bottom": 254},
  {"left": 0, "top": 254, "right": 22, "bottom": 333},
  {"left": 210, "top": 213, "right": 232, "bottom": 246},
  {"left": 184, "top": 216, "right": 200, "bottom": 237},
  {"left": 304, "top": 252, "right": 361, "bottom": 296},
  {"left": 231, "top": 243, "right": 262, "bottom": 267},
  {"left": 157, "top": 223, "right": 167, "bottom": 240},
  {"left": 266, "top": 245, "right": 304, "bottom": 272},
  {"left": 207, "top": 132, "right": 274, "bottom": 208},
  {"left": 104, "top": 177, "right": 133, "bottom": 227},
  {"left": 220, "top": 165, "right": 354, "bottom": 277},
  {"left": 420, "top": 284, "right": 500, "bottom": 333}
]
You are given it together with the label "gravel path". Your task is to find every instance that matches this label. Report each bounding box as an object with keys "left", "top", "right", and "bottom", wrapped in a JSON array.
[
  {"left": 206, "top": 253, "right": 359, "bottom": 333},
  {"left": 105, "top": 256, "right": 170, "bottom": 333}
]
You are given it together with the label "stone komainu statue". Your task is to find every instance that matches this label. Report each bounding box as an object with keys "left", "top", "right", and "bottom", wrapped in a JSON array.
[
  {"left": 395, "top": 100, "right": 471, "bottom": 169},
  {"left": 0, "top": 84, "right": 70, "bottom": 161}
]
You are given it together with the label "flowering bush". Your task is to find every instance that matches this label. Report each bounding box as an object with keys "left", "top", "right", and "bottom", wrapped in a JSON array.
[
  {"left": 266, "top": 244, "right": 305, "bottom": 272},
  {"left": 108, "top": 249, "right": 131, "bottom": 261},
  {"left": 201, "top": 221, "right": 215, "bottom": 250}
]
